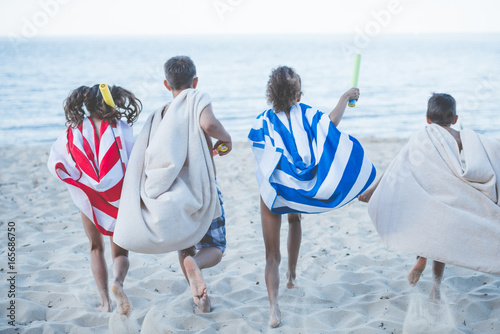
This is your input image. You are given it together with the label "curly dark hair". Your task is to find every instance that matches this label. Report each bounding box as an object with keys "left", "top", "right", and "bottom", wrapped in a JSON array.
[
  {"left": 63, "top": 84, "right": 142, "bottom": 127},
  {"left": 266, "top": 66, "right": 302, "bottom": 113}
]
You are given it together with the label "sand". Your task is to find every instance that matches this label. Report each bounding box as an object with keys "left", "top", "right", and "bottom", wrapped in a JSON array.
[{"left": 1, "top": 139, "right": 499, "bottom": 333}]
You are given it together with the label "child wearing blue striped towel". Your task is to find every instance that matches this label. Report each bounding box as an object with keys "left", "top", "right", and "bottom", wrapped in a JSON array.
[{"left": 248, "top": 66, "right": 376, "bottom": 328}]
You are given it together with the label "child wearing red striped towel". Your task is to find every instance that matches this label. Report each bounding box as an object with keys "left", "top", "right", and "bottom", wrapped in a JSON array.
[{"left": 47, "top": 84, "right": 142, "bottom": 316}]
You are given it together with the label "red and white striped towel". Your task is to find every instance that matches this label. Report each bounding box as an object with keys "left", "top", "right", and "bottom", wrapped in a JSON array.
[{"left": 47, "top": 117, "right": 134, "bottom": 235}]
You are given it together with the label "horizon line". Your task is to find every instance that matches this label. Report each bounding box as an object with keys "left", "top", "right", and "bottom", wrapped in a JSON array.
[{"left": 2, "top": 31, "right": 500, "bottom": 38}]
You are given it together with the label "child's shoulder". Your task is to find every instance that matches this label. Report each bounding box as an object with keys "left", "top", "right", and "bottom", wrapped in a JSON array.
[
  {"left": 298, "top": 102, "right": 312, "bottom": 110},
  {"left": 184, "top": 89, "right": 212, "bottom": 111},
  {"left": 115, "top": 118, "right": 132, "bottom": 128},
  {"left": 256, "top": 108, "right": 273, "bottom": 119},
  {"left": 297, "top": 103, "right": 325, "bottom": 116},
  {"left": 187, "top": 88, "right": 211, "bottom": 100},
  {"left": 259, "top": 103, "right": 313, "bottom": 114},
  {"left": 113, "top": 119, "right": 134, "bottom": 140},
  {"left": 298, "top": 103, "right": 329, "bottom": 120}
]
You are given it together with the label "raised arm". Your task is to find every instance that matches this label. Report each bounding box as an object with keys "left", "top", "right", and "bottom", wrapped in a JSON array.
[
  {"left": 199, "top": 103, "right": 232, "bottom": 155},
  {"left": 329, "top": 88, "right": 360, "bottom": 127}
]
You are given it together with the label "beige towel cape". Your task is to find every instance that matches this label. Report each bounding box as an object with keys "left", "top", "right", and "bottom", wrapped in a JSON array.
[
  {"left": 368, "top": 124, "right": 500, "bottom": 274},
  {"left": 113, "top": 89, "right": 221, "bottom": 254}
]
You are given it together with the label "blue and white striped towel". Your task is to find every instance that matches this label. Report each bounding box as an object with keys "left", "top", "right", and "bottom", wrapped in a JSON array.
[{"left": 248, "top": 103, "right": 376, "bottom": 214}]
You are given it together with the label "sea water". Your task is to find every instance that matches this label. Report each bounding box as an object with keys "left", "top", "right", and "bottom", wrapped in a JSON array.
[{"left": 1, "top": 33, "right": 499, "bottom": 146}]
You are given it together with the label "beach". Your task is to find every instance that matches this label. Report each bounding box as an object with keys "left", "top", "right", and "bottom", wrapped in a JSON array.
[{"left": 1, "top": 138, "right": 499, "bottom": 334}]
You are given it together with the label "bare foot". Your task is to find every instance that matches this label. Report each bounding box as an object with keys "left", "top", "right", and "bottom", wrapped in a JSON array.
[
  {"left": 286, "top": 271, "right": 299, "bottom": 289},
  {"left": 269, "top": 304, "right": 281, "bottom": 328},
  {"left": 194, "top": 297, "right": 212, "bottom": 314},
  {"left": 358, "top": 186, "right": 376, "bottom": 203},
  {"left": 111, "top": 282, "right": 132, "bottom": 316},
  {"left": 407, "top": 257, "right": 427, "bottom": 287},
  {"left": 183, "top": 256, "right": 208, "bottom": 311},
  {"left": 98, "top": 302, "right": 111, "bottom": 313}
]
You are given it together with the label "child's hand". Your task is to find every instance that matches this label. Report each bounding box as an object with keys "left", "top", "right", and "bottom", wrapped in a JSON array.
[
  {"left": 214, "top": 140, "right": 232, "bottom": 156},
  {"left": 343, "top": 88, "right": 360, "bottom": 103}
]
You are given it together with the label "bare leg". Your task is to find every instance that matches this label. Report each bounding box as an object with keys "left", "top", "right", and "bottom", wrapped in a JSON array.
[
  {"left": 178, "top": 247, "right": 197, "bottom": 282},
  {"left": 110, "top": 237, "right": 131, "bottom": 316},
  {"left": 429, "top": 261, "right": 445, "bottom": 303},
  {"left": 260, "top": 197, "right": 282, "bottom": 328},
  {"left": 80, "top": 212, "right": 111, "bottom": 312},
  {"left": 358, "top": 176, "right": 382, "bottom": 203},
  {"left": 179, "top": 247, "right": 223, "bottom": 313},
  {"left": 183, "top": 256, "right": 208, "bottom": 312},
  {"left": 193, "top": 247, "right": 223, "bottom": 269},
  {"left": 286, "top": 213, "right": 301, "bottom": 289},
  {"left": 408, "top": 256, "right": 427, "bottom": 287}
]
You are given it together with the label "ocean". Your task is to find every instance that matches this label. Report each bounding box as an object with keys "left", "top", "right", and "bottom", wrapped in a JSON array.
[{"left": 1, "top": 33, "right": 499, "bottom": 146}]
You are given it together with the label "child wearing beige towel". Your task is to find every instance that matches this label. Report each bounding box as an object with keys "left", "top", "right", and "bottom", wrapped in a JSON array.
[
  {"left": 360, "top": 93, "right": 480, "bottom": 302},
  {"left": 161, "top": 56, "right": 232, "bottom": 313}
]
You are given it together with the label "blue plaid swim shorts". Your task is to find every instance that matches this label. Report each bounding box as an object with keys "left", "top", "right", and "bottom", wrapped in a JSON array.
[{"left": 196, "top": 187, "right": 226, "bottom": 253}]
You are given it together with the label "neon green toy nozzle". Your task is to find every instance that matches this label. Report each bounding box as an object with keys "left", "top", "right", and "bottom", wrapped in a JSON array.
[{"left": 348, "top": 54, "right": 361, "bottom": 107}]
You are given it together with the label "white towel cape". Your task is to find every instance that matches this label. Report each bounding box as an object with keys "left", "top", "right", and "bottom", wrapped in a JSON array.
[
  {"left": 368, "top": 124, "right": 500, "bottom": 274},
  {"left": 113, "top": 89, "right": 221, "bottom": 254}
]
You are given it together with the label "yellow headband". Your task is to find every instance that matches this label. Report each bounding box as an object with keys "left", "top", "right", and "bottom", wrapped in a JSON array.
[{"left": 99, "top": 83, "right": 117, "bottom": 109}]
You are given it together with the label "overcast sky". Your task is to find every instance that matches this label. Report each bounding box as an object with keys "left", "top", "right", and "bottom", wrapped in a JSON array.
[{"left": 1, "top": 0, "right": 500, "bottom": 37}]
